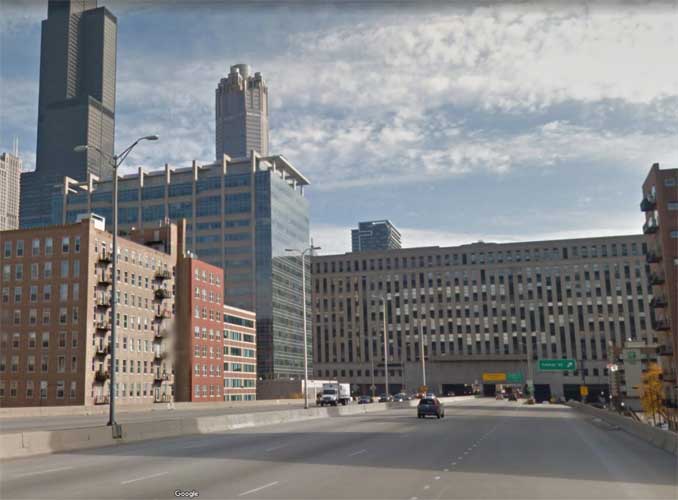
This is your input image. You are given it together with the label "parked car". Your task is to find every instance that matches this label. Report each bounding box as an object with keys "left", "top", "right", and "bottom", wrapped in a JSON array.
[
  {"left": 446, "top": 391, "right": 456, "bottom": 397},
  {"left": 357, "top": 395, "right": 374, "bottom": 404},
  {"left": 378, "top": 394, "right": 393, "bottom": 403},
  {"left": 393, "top": 393, "right": 409, "bottom": 402},
  {"left": 417, "top": 397, "right": 445, "bottom": 419}
]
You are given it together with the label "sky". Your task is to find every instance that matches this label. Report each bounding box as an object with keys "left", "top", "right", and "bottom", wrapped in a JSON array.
[{"left": 1, "top": 0, "right": 677, "bottom": 255}]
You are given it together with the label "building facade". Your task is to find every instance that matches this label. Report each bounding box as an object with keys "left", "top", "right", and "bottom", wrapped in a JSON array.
[
  {"left": 312, "top": 236, "right": 655, "bottom": 401},
  {"left": 215, "top": 64, "right": 269, "bottom": 160},
  {"left": 351, "top": 220, "right": 402, "bottom": 252},
  {"left": 20, "top": 0, "right": 117, "bottom": 229},
  {"left": 641, "top": 163, "right": 678, "bottom": 405},
  {"left": 0, "top": 152, "right": 21, "bottom": 231},
  {"left": 175, "top": 256, "right": 226, "bottom": 402},
  {"left": 223, "top": 305, "right": 257, "bottom": 401},
  {"left": 0, "top": 217, "right": 178, "bottom": 407},
  {"left": 49, "top": 153, "right": 310, "bottom": 380}
]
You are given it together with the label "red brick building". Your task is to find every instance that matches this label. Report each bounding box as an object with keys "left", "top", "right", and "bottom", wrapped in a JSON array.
[{"left": 175, "top": 257, "right": 225, "bottom": 402}]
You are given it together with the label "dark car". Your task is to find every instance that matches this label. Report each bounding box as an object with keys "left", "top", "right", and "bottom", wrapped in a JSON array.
[
  {"left": 417, "top": 398, "right": 444, "bottom": 419},
  {"left": 358, "top": 395, "right": 373, "bottom": 404},
  {"left": 393, "top": 393, "right": 410, "bottom": 402},
  {"left": 378, "top": 394, "right": 393, "bottom": 403},
  {"left": 508, "top": 393, "right": 518, "bottom": 401}
]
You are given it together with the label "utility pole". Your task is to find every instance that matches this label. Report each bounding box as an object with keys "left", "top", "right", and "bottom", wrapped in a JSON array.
[
  {"left": 382, "top": 297, "right": 389, "bottom": 396},
  {"left": 419, "top": 319, "right": 426, "bottom": 390}
]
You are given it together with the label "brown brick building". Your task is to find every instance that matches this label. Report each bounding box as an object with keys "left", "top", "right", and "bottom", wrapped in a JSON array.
[
  {"left": 0, "top": 216, "right": 179, "bottom": 407},
  {"left": 641, "top": 163, "right": 678, "bottom": 405}
]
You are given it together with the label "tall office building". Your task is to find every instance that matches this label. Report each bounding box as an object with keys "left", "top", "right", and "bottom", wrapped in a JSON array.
[
  {"left": 215, "top": 64, "right": 269, "bottom": 160},
  {"left": 352, "top": 220, "right": 402, "bottom": 252},
  {"left": 312, "top": 236, "right": 655, "bottom": 401},
  {"left": 640, "top": 163, "right": 678, "bottom": 405},
  {"left": 49, "top": 152, "right": 311, "bottom": 380},
  {"left": 20, "top": 0, "right": 117, "bottom": 229},
  {"left": 0, "top": 152, "right": 21, "bottom": 231}
]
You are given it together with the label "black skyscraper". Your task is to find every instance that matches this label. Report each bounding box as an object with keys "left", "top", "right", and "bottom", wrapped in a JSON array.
[{"left": 20, "top": 0, "right": 117, "bottom": 228}]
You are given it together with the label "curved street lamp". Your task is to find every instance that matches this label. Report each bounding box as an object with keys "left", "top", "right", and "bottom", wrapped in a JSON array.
[
  {"left": 285, "top": 245, "right": 321, "bottom": 409},
  {"left": 74, "top": 136, "right": 158, "bottom": 431}
]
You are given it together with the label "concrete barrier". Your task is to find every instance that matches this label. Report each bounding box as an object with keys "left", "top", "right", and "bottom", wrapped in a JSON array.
[
  {"left": 0, "top": 395, "right": 477, "bottom": 460},
  {"left": 567, "top": 401, "right": 678, "bottom": 456}
]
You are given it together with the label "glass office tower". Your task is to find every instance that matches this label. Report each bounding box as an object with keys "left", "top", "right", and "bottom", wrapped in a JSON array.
[{"left": 53, "top": 153, "right": 311, "bottom": 380}]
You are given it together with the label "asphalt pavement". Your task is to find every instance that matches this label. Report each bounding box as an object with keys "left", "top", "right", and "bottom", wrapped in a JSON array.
[{"left": 1, "top": 399, "right": 676, "bottom": 499}]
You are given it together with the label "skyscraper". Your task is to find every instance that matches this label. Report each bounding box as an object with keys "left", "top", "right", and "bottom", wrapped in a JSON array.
[
  {"left": 215, "top": 64, "right": 269, "bottom": 160},
  {"left": 20, "top": 0, "right": 117, "bottom": 229},
  {"left": 0, "top": 152, "right": 21, "bottom": 231},
  {"left": 352, "top": 220, "right": 402, "bottom": 252}
]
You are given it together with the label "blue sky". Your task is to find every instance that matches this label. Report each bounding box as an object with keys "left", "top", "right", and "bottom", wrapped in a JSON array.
[{"left": 2, "top": 1, "right": 677, "bottom": 254}]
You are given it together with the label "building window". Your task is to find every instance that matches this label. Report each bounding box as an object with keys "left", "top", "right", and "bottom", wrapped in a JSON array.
[
  {"left": 56, "top": 381, "right": 65, "bottom": 399},
  {"left": 62, "top": 237, "right": 70, "bottom": 253}
]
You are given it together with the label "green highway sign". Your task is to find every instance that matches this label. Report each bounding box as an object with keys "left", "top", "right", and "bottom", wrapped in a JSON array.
[
  {"left": 506, "top": 372, "right": 524, "bottom": 383},
  {"left": 538, "top": 359, "right": 576, "bottom": 371}
]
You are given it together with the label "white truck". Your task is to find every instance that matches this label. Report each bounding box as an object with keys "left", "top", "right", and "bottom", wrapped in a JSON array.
[{"left": 319, "top": 383, "right": 351, "bottom": 406}]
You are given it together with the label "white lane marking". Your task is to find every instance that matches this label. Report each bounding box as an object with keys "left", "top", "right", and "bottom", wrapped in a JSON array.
[
  {"left": 457, "top": 456, "right": 463, "bottom": 460},
  {"left": 121, "top": 471, "right": 168, "bottom": 485},
  {"left": 265, "top": 444, "right": 287, "bottom": 452},
  {"left": 464, "top": 451, "right": 469, "bottom": 455},
  {"left": 423, "top": 485, "right": 431, "bottom": 490},
  {"left": 434, "top": 476, "right": 441, "bottom": 480},
  {"left": 444, "top": 468, "right": 449, "bottom": 472},
  {"left": 451, "top": 462, "right": 457, "bottom": 466},
  {"left": 14, "top": 466, "right": 73, "bottom": 478},
  {"left": 238, "top": 481, "right": 280, "bottom": 497},
  {"left": 411, "top": 497, "right": 419, "bottom": 500},
  {"left": 348, "top": 449, "right": 367, "bottom": 457}
]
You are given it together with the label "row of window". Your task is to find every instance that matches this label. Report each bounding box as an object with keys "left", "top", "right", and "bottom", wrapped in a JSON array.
[
  {"left": 2, "top": 260, "right": 81, "bottom": 281},
  {"left": 223, "top": 362, "right": 256, "bottom": 373},
  {"left": 2, "top": 331, "right": 77, "bottom": 350},
  {"left": 0, "top": 354, "right": 78, "bottom": 373},
  {"left": 193, "top": 363, "right": 221, "bottom": 377},
  {"left": 8, "top": 307, "right": 79, "bottom": 326},
  {"left": 0, "top": 380, "right": 76, "bottom": 400},
  {"left": 3, "top": 236, "right": 80, "bottom": 259},
  {"left": 3, "top": 283, "right": 80, "bottom": 304},
  {"left": 314, "top": 242, "right": 646, "bottom": 274}
]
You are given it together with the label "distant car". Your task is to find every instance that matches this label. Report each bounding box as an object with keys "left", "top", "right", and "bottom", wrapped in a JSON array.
[
  {"left": 446, "top": 391, "right": 456, "bottom": 397},
  {"left": 357, "top": 395, "right": 373, "bottom": 404},
  {"left": 425, "top": 392, "right": 436, "bottom": 398},
  {"left": 508, "top": 393, "right": 518, "bottom": 401},
  {"left": 418, "top": 397, "right": 445, "bottom": 419},
  {"left": 378, "top": 394, "right": 393, "bottom": 403},
  {"left": 393, "top": 393, "right": 409, "bottom": 402}
]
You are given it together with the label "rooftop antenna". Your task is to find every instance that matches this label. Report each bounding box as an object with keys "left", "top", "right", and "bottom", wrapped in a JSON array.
[{"left": 12, "top": 136, "right": 19, "bottom": 157}]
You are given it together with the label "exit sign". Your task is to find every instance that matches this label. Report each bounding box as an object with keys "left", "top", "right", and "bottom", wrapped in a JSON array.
[{"left": 538, "top": 359, "right": 576, "bottom": 371}]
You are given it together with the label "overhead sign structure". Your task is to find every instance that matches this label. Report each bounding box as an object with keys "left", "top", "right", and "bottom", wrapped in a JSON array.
[
  {"left": 538, "top": 359, "right": 576, "bottom": 371},
  {"left": 506, "top": 372, "right": 524, "bottom": 383},
  {"left": 482, "top": 373, "right": 506, "bottom": 382}
]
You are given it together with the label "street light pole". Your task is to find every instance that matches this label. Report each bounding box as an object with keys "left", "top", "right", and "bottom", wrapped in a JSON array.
[
  {"left": 382, "top": 297, "right": 389, "bottom": 397},
  {"left": 285, "top": 245, "right": 320, "bottom": 410},
  {"left": 419, "top": 319, "right": 426, "bottom": 389},
  {"left": 74, "top": 135, "right": 158, "bottom": 430}
]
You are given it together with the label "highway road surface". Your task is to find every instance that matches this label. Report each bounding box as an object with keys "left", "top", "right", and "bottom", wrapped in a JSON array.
[
  {"left": 0, "top": 402, "right": 305, "bottom": 433},
  {"left": 1, "top": 399, "right": 676, "bottom": 499}
]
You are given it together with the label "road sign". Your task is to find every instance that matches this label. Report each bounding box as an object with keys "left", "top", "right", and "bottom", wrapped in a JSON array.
[
  {"left": 538, "top": 359, "right": 576, "bottom": 371},
  {"left": 506, "top": 372, "right": 524, "bottom": 383},
  {"left": 580, "top": 386, "right": 589, "bottom": 397},
  {"left": 482, "top": 372, "right": 506, "bottom": 382}
]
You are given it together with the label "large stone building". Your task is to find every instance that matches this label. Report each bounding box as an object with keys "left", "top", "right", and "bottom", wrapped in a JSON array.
[
  {"left": 641, "top": 163, "right": 678, "bottom": 405},
  {"left": 0, "top": 216, "right": 178, "bottom": 407},
  {"left": 0, "top": 152, "right": 21, "bottom": 231},
  {"left": 20, "top": 0, "right": 117, "bottom": 229},
  {"left": 311, "top": 235, "right": 656, "bottom": 401},
  {"left": 46, "top": 153, "right": 310, "bottom": 380},
  {"left": 215, "top": 64, "right": 269, "bottom": 160},
  {"left": 351, "top": 220, "right": 402, "bottom": 252}
]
